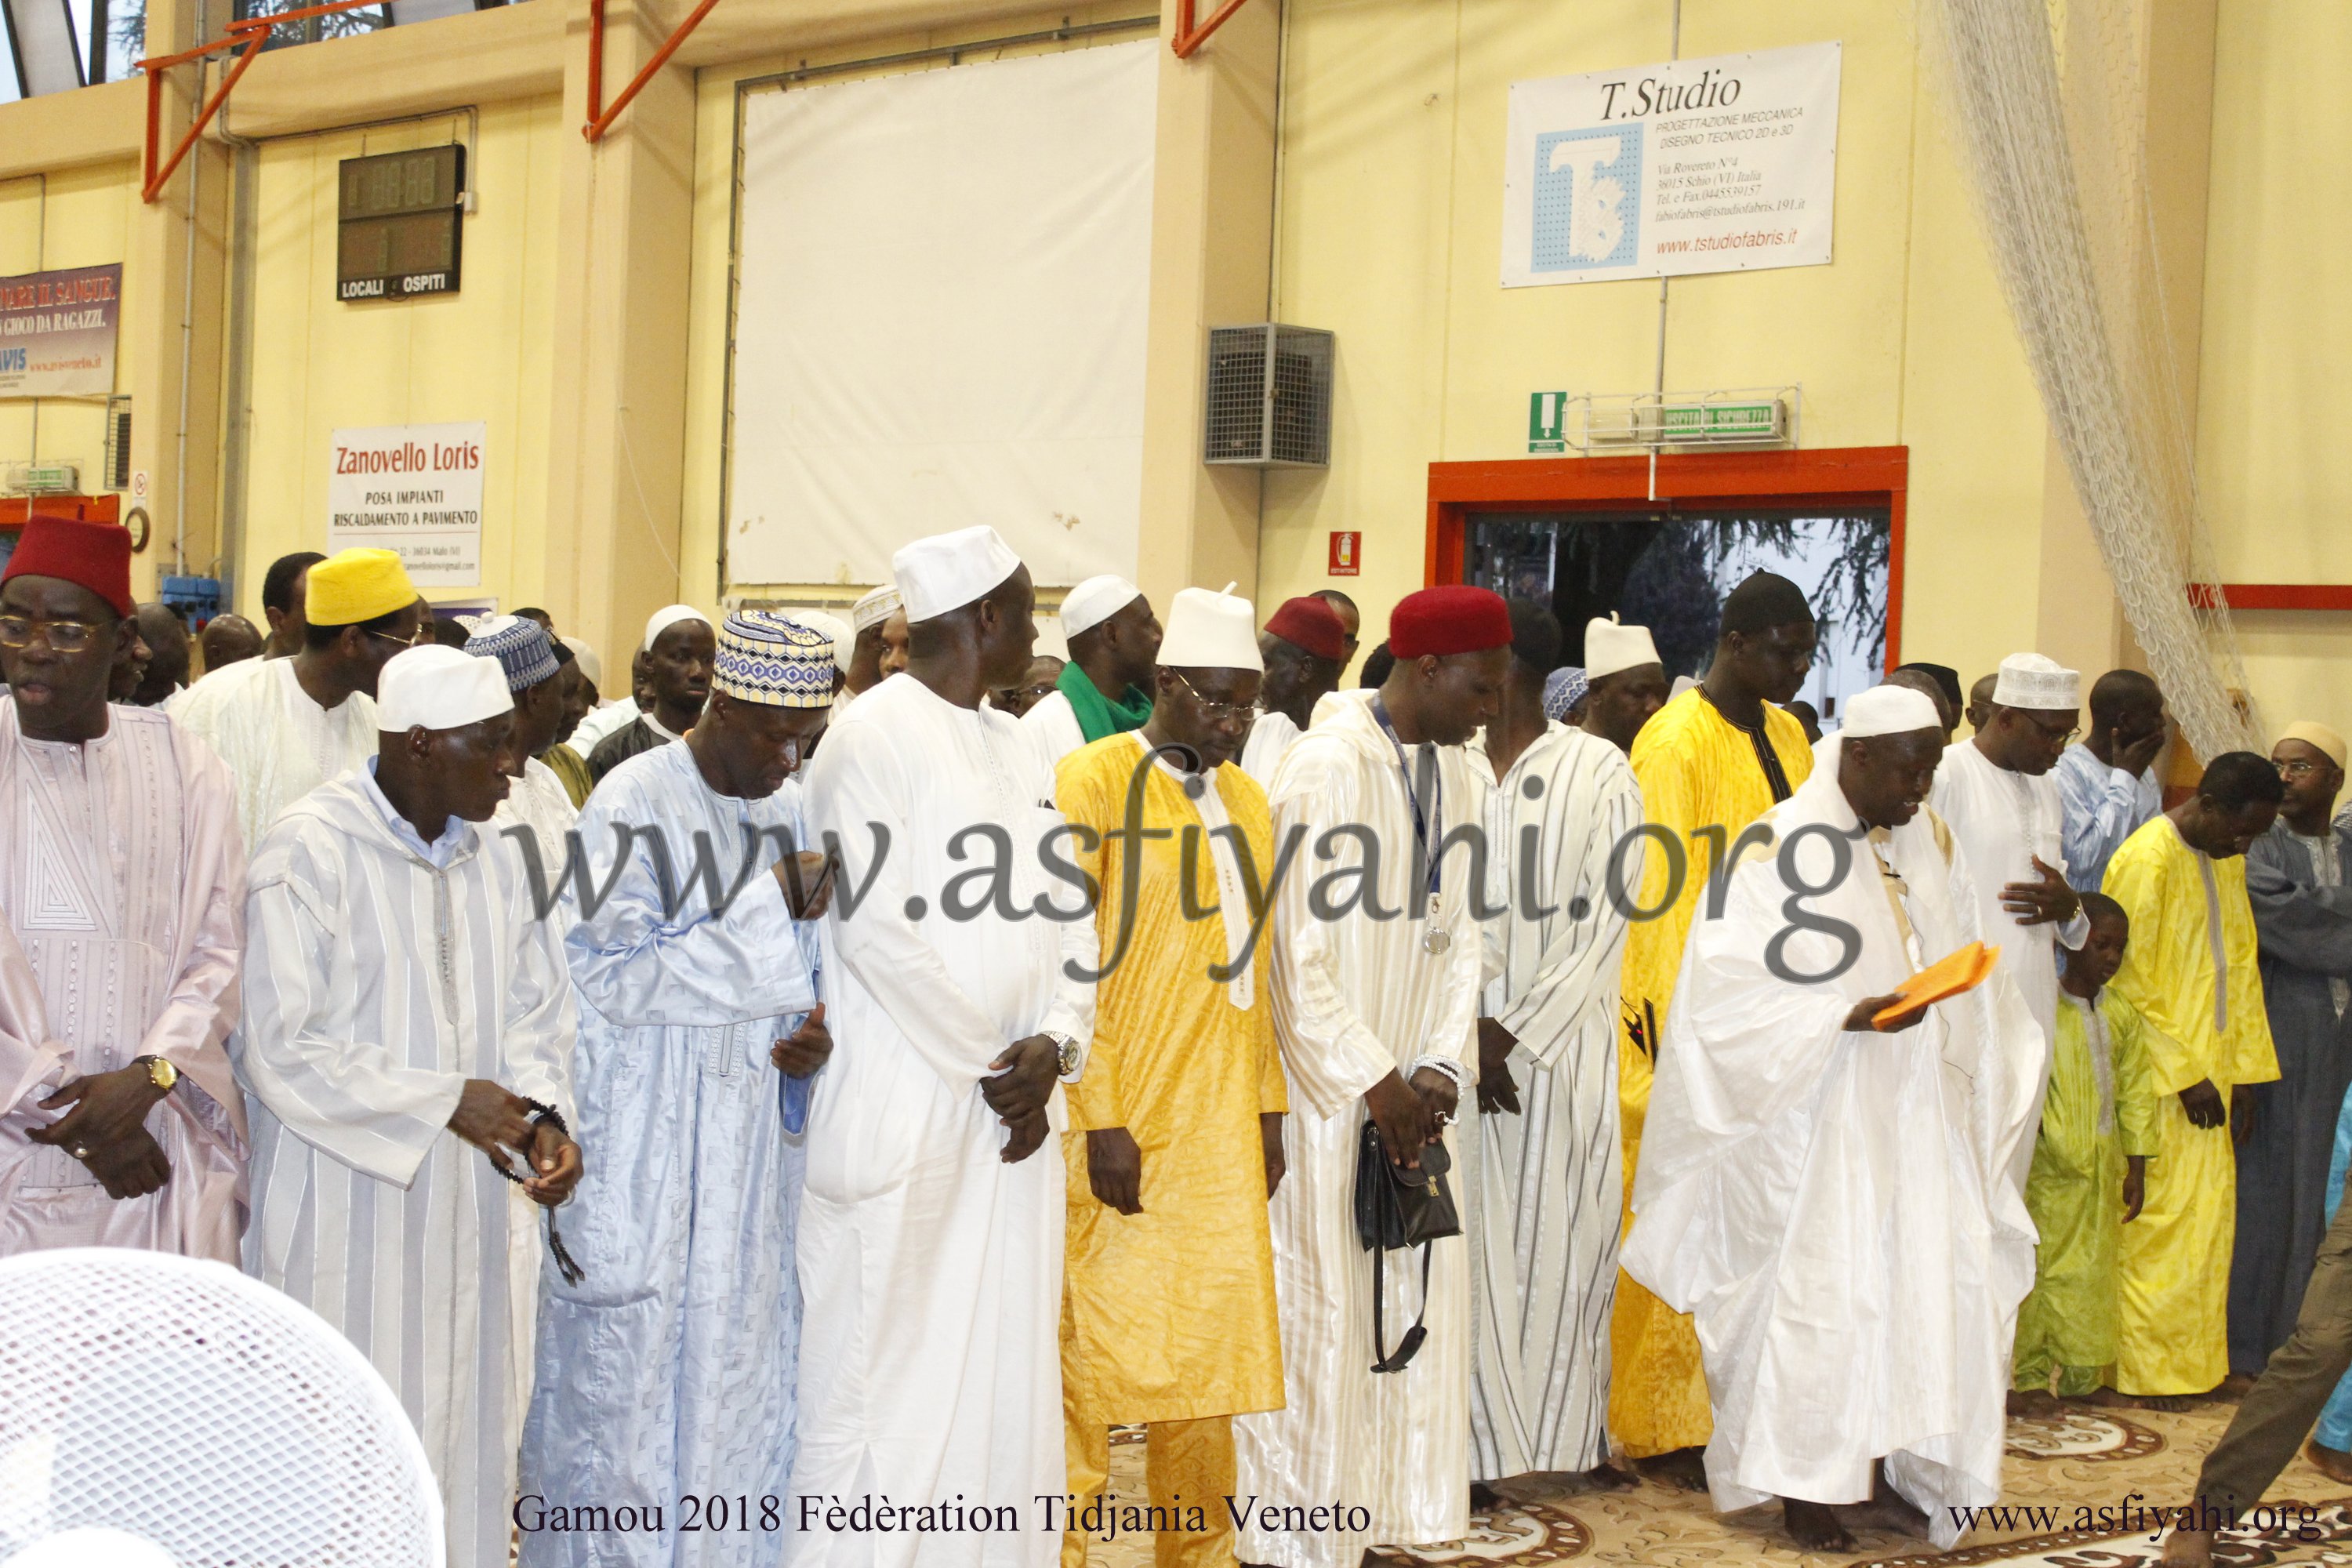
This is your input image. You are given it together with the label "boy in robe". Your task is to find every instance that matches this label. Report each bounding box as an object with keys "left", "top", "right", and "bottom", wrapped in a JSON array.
[
  {"left": 2107, "top": 752, "right": 2282, "bottom": 1404},
  {"left": 2012, "top": 891, "right": 2156, "bottom": 1406},
  {"left": 1055, "top": 586, "right": 1287, "bottom": 1568}
]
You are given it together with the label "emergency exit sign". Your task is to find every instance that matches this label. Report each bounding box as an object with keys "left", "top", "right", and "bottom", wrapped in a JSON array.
[{"left": 1529, "top": 391, "right": 1568, "bottom": 453}]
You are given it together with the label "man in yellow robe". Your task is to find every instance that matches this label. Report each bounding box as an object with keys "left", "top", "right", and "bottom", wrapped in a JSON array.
[
  {"left": 1056, "top": 586, "right": 1287, "bottom": 1568},
  {"left": 1613, "top": 571, "right": 1817, "bottom": 1485},
  {"left": 2105, "top": 751, "right": 2283, "bottom": 1400}
]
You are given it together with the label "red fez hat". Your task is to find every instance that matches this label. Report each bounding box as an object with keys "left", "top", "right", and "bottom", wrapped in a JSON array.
[
  {"left": 1264, "top": 595, "right": 1348, "bottom": 662},
  {"left": 1388, "top": 585, "right": 1512, "bottom": 659},
  {"left": 1, "top": 514, "right": 136, "bottom": 618}
]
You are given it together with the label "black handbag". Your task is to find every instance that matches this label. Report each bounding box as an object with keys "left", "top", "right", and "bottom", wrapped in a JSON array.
[{"left": 1352, "top": 1119, "right": 1461, "bottom": 1374}]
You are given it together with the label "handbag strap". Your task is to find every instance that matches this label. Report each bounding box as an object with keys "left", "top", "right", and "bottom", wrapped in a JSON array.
[{"left": 1369, "top": 1240, "right": 1435, "bottom": 1374}]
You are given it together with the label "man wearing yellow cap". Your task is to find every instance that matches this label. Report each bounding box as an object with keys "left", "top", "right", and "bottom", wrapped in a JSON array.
[
  {"left": 169, "top": 546, "right": 425, "bottom": 845},
  {"left": 2229, "top": 723, "right": 2352, "bottom": 1380}
]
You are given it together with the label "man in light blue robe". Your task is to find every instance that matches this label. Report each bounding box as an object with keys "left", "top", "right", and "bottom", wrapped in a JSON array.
[{"left": 521, "top": 612, "right": 840, "bottom": 1566}]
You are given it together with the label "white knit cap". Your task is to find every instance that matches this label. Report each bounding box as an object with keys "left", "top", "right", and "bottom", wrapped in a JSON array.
[
  {"left": 1991, "top": 652, "right": 2081, "bottom": 710},
  {"left": 1156, "top": 583, "right": 1262, "bottom": 673},
  {"left": 1584, "top": 615, "right": 1661, "bottom": 681},
  {"left": 560, "top": 635, "right": 601, "bottom": 689},
  {"left": 1058, "top": 574, "right": 1143, "bottom": 640},
  {"left": 851, "top": 585, "right": 902, "bottom": 634},
  {"left": 894, "top": 525, "right": 1024, "bottom": 622},
  {"left": 1840, "top": 684, "right": 1943, "bottom": 739},
  {"left": 798, "top": 609, "right": 854, "bottom": 674},
  {"left": 642, "top": 604, "right": 710, "bottom": 653},
  {"left": 378, "top": 644, "right": 514, "bottom": 733}
]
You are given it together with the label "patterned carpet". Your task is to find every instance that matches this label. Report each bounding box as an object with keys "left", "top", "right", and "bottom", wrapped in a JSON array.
[{"left": 1087, "top": 1401, "right": 2352, "bottom": 1566}]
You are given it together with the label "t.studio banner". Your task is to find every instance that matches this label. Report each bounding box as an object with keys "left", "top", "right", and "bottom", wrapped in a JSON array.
[
  {"left": 1501, "top": 42, "right": 1842, "bottom": 288},
  {"left": 0, "top": 264, "right": 122, "bottom": 397},
  {"left": 327, "top": 421, "right": 487, "bottom": 585}
]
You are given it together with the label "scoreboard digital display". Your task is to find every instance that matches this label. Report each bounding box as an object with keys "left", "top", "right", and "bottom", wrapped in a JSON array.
[{"left": 337, "top": 146, "right": 465, "bottom": 301}]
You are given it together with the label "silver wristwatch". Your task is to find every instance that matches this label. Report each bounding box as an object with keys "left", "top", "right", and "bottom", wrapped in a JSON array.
[{"left": 1045, "top": 1031, "right": 1083, "bottom": 1079}]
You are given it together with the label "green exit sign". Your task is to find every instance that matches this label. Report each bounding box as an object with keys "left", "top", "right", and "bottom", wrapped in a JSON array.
[
  {"left": 1659, "top": 401, "right": 1778, "bottom": 439},
  {"left": 1529, "top": 391, "right": 1568, "bottom": 453}
]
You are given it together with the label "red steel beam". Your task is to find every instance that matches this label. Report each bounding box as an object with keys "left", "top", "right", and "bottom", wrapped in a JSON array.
[
  {"left": 1173, "top": 0, "right": 1254, "bottom": 59},
  {"left": 138, "top": 0, "right": 391, "bottom": 202},
  {"left": 584, "top": 0, "right": 722, "bottom": 143}
]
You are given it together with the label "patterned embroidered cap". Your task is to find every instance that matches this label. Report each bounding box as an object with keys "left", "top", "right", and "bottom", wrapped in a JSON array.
[
  {"left": 463, "top": 614, "right": 561, "bottom": 691},
  {"left": 1543, "top": 666, "right": 1588, "bottom": 721},
  {"left": 714, "top": 610, "right": 834, "bottom": 708}
]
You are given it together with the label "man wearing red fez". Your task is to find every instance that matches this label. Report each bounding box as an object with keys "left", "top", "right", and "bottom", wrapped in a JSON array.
[
  {"left": 1241, "top": 595, "right": 1351, "bottom": 787},
  {"left": 1236, "top": 583, "right": 1510, "bottom": 1568},
  {"left": 0, "top": 514, "right": 248, "bottom": 1262}
]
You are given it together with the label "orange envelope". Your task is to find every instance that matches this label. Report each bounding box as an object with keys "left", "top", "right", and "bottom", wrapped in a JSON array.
[{"left": 1872, "top": 941, "right": 2002, "bottom": 1027}]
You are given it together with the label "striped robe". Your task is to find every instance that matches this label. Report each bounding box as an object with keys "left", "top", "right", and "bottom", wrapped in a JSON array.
[
  {"left": 1462, "top": 721, "right": 1642, "bottom": 1480},
  {"left": 236, "top": 767, "right": 575, "bottom": 1568},
  {"left": 1235, "top": 691, "right": 1483, "bottom": 1568}
]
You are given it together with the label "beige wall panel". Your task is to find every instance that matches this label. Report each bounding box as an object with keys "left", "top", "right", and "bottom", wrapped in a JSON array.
[{"left": 235, "top": 97, "right": 563, "bottom": 619}]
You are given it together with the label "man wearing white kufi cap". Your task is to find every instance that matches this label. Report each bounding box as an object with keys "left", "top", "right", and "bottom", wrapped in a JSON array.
[
  {"left": 795, "top": 525, "right": 1098, "bottom": 1568},
  {"left": 524, "top": 612, "right": 836, "bottom": 1568},
  {"left": 838, "top": 584, "right": 910, "bottom": 715},
  {"left": 1021, "top": 572, "right": 1162, "bottom": 766},
  {"left": 582, "top": 604, "right": 715, "bottom": 780},
  {"left": 1577, "top": 613, "right": 1670, "bottom": 755},
  {"left": 1929, "top": 651, "right": 2092, "bottom": 1195},
  {"left": 1052, "top": 583, "right": 1287, "bottom": 1568},
  {"left": 238, "top": 644, "right": 583, "bottom": 1568},
  {"left": 1462, "top": 601, "right": 1646, "bottom": 1501},
  {"left": 1623, "top": 684, "right": 2042, "bottom": 1553}
]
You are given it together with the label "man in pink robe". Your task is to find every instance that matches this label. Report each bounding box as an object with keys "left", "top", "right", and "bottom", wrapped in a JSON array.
[{"left": 0, "top": 514, "right": 246, "bottom": 1260}]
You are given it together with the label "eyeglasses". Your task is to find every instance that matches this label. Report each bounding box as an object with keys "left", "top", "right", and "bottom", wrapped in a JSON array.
[
  {"left": 2024, "top": 717, "right": 2082, "bottom": 745},
  {"left": 0, "top": 614, "right": 104, "bottom": 652},
  {"left": 2279, "top": 757, "right": 2329, "bottom": 779},
  {"left": 366, "top": 625, "right": 432, "bottom": 649},
  {"left": 1167, "top": 669, "right": 1258, "bottom": 727}
]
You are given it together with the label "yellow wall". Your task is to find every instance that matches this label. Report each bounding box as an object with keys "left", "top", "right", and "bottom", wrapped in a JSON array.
[
  {"left": 1258, "top": 0, "right": 2051, "bottom": 688},
  {"left": 2196, "top": 0, "right": 2352, "bottom": 736},
  {"left": 234, "top": 96, "right": 564, "bottom": 619},
  {"left": 0, "top": 160, "right": 142, "bottom": 546}
]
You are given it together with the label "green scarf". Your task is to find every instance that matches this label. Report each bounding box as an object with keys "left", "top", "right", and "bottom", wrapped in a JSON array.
[{"left": 1058, "top": 659, "right": 1152, "bottom": 742}]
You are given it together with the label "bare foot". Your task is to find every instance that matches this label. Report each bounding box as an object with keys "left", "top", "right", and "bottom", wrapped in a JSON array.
[
  {"left": 2074, "top": 1387, "right": 2137, "bottom": 1407},
  {"left": 1847, "top": 1479, "right": 1931, "bottom": 1539},
  {"left": 1635, "top": 1446, "right": 1711, "bottom": 1493},
  {"left": 2307, "top": 1438, "right": 2352, "bottom": 1484},
  {"left": 1784, "top": 1497, "right": 1854, "bottom": 1553},
  {"left": 2008, "top": 1387, "right": 2060, "bottom": 1417},
  {"left": 2158, "top": 1526, "right": 2214, "bottom": 1567},
  {"left": 1575, "top": 1460, "right": 1640, "bottom": 1492},
  {"left": 2135, "top": 1393, "right": 2195, "bottom": 1413},
  {"left": 1468, "top": 1481, "right": 1503, "bottom": 1515},
  {"left": 2217, "top": 1372, "right": 2258, "bottom": 1400}
]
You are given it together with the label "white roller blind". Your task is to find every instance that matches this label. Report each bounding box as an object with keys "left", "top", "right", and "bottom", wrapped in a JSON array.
[{"left": 726, "top": 38, "right": 1159, "bottom": 591}]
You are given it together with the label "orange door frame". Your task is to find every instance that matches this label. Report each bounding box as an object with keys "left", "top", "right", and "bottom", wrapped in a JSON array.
[{"left": 1424, "top": 445, "right": 1910, "bottom": 670}]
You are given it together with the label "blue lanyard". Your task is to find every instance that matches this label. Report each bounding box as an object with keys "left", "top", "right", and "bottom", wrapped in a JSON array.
[{"left": 1371, "top": 699, "right": 1442, "bottom": 895}]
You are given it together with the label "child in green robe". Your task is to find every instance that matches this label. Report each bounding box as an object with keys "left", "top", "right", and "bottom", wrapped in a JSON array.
[{"left": 2014, "top": 891, "right": 2158, "bottom": 1401}]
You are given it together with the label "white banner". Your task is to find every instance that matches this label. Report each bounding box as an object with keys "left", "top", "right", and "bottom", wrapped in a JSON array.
[
  {"left": 725, "top": 38, "right": 1157, "bottom": 590},
  {"left": 1501, "top": 42, "right": 1841, "bottom": 288},
  {"left": 327, "top": 422, "right": 485, "bottom": 585}
]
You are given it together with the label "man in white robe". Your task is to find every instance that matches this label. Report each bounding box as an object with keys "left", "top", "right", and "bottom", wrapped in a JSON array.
[
  {"left": 1236, "top": 585, "right": 1508, "bottom": 1568},
  {"left": 1021, "top": 574, "right": 1160, "bottom": 767},
  {"left": 792, "top": 527, "right": 1095, "bottom": 1568},
  {"left": 1623, "top": 685, "right": 2042, "bottom": 1555},
  {"left": 1928, "top": 651, "right": 2092, "bottom": 1192},
  {"left": 465, "top": 615, "right": 582, "bottom": 875},
  {"left": 0, "top": 515, "right": 247, "bottom": 1259},
  {"left": 1241, "top": 596, "right": 1348, "bottom": 789},
  {"left": 169, "top": 546, "right": 426, "bottom": 846},
  {"left": 837, "top": 584, "right": 910, "bottom": 720},
  {"left": 238, "top": 644, "right": 582, "bottom": 1568},
  {"left": 524, "top": 612, "right": 837, "bottom": 1568},
  {"left": 1464, "top": 608, "right": 1647, "bottom": 1499}
]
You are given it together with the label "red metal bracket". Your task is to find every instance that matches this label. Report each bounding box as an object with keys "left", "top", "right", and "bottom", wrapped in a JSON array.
[
  {"left": 584, "top": 0, "right": 722, "bottom": 143},
  {"left": 1174, "top": 0, "right": 1255, "bottom": 59},
  {"left": 137, "top": 0, "right": 388, "bottom": 203}
]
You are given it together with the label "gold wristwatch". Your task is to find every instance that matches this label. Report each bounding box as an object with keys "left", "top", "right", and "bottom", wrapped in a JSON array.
[{"left": 135, "top": 1054, "right": 179, "bottom": 1093}]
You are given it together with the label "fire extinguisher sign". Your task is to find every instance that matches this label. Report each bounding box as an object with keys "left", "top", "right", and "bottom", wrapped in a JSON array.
[{"left": 1327, "top": 531, "right": 1361, "bottom": 577}]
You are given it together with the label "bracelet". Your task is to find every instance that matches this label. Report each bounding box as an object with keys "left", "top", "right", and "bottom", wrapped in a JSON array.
[{"left": 495, "top": 1098, "right": 583, "bottom": 1287}]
